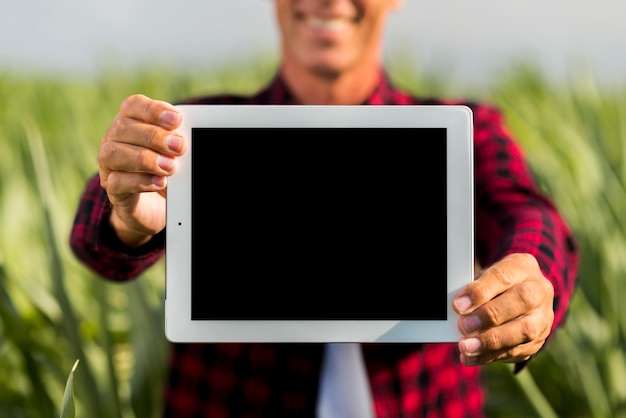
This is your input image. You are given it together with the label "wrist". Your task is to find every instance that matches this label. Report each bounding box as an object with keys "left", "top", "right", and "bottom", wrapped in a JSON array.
[{"left": 109, "top": 208, "right": 153, "bottom": 248}]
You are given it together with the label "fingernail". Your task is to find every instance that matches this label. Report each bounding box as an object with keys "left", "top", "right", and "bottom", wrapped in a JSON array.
[
  {"left": 454, "top": 295, "right": 472, "bottom": 312},
  {"left": 462, "top": 337, "right": 481, "bottom": 354},
  {"left": 157, "top": 155, "right": 174, "bottom": 171},
  {"left": 161, "top": 110, "right": 179, "bottom": 126},
  {"left": 462, "top": 315, "right": 481, "bottom": 333},
  {"left": 151, "top": 175, "right": 166, "bottom": 187},
  {"left": 166, "top": 134, "right": 183, "bottom": 152}
]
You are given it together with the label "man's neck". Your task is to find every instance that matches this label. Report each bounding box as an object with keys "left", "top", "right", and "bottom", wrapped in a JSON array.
[{"left": 279, "top": 62, "right": 383, "bottom": 105}]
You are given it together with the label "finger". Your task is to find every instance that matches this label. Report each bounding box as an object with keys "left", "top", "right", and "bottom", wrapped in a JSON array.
[
  {"left": 119, "top": 94, "right": 182, "bottom": 129},
  {"left": 453, "top": 253, "right": 539, "bottom": 314},
  {"left": 458, "top": 310, "right": 550, "bottom": 365},
  {"left": 459, "top": 347, "right": 533, "bottom": 366},
  {"left": 101, "top": 170, "right": 168, "bottom": 203},
  {"left": 99, "top": 141, "right": 178, "bottom": 177},
  {"left": 104, "top": 116, "right": 185, "bottom": 157},
  {"left": 458, "top": 279, "right": 549, "bottom": 334}
]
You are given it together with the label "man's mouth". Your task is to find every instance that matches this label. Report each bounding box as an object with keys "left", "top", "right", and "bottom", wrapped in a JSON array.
[{"left": 307, "top": 17, "right": 352, "bottom": 31}]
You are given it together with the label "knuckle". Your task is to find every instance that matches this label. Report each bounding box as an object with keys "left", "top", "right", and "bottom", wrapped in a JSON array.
[
  {"left": 540, "top": 308, "right": 555, "bottom": 333},
  {"left": 101, "top": 171, "right": 122, "bottom": 196},
  {"left": 520, "top": 310, "right": 552, "bottom": 343},
  {"left": 481, "top": 331, "right": 502, "bottom": 352},
  {"left": 509, "top": 252, "right": 538, "bottom": 269},
  {"left": 509, "top": 341, "right": 539, "bottom": 361},
  {"left": 482, "top": 303, "right": 505, "bottom": 326},
  {"left": 145, "top": 126, "right": 162, "bottom": 148},
  {"left": 468, "top": 279, "right": 489, "bottom": 303},
  {"left": 121, "top": 94, "right": 144, "bottom": 112},
  {"left": 540, "top": 275, "right": 555, "bottom": 297},
  {"left": 499, "top": 347, "right": 525, "bottom": 363},
  {"left": 103, "top": 117, "right": 128, "bottom": 145},
  {"left": 120, "top": 94, "right": 157, "bottom": 123},
  {"left": 490, "top": 263, "right": 515, "bottom": 287},
  {"left": 98, "top": 141, "right": 115, "bottom": 165},
  {"left": 98, "top": 172, "right": 108, "bottom": 189},
  {"left": 516, "top": 281, "right": 539, "bottom": 308},
  {"left": 119, "top": 95, "right": 136, "bottom": 114},
  {"left": 136, "top": 149, "right": 155, "bottom": 168},
  {"left": 144, "top": 98, "right": 159, "bottom": 115},
  {"left": 520, "top": 317, "right": 542, "bottom": 342}
]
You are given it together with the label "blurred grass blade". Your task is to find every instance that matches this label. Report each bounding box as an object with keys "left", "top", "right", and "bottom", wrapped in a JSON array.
[
  {"left": 60, "top": 360, "right": 80, "bottom": 418},
  {"left": 515, "top": 370, "right": 559, "bottom": 418},
  {"left": 22, "top": 115, "right": 109, "bottom": 417}
]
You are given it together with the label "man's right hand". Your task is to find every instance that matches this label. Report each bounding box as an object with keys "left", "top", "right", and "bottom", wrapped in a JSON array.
[{"left": 98, "top": 94, "right": 186, "bottom": 247}]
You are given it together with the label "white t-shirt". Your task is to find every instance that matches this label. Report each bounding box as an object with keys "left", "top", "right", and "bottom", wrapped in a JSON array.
[{"left": 316, "top": 343, "right": 375, "bottom": 418}]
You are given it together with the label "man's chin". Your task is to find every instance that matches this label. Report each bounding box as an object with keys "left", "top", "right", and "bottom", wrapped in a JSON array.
[
  {"left": 305, "top": 57, "right": 352, "bottom": 78},
  {"left": 310, "top": 65, "right": 342, "bottom": 79}
]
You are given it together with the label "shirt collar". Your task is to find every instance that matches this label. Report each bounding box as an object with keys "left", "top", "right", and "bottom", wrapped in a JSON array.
[{"left": 255, "top": 70, "right": 401, "bottom": 105}]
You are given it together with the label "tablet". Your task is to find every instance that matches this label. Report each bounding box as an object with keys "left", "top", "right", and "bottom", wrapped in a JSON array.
[{"left": 165, "top": 105, "right": 474, "bottom": 343}]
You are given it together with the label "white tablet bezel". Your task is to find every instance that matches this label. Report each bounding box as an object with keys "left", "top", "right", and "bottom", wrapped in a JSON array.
[{"left": 165, "top": 105, "right": 474, "bottom": 343}]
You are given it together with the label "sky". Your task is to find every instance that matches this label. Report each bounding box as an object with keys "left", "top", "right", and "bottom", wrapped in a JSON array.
[{"left": 2, "top": 0, "right": 625, "bottom": 86}]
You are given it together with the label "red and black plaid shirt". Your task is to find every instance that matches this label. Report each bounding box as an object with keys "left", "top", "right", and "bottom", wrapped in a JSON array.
[{"left": 70, "top": 71, "right": 579, "bottom": 418}]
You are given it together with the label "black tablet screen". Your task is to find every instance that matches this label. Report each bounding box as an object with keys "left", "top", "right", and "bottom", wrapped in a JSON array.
[{"left": 190, "top": 128, "right": 447, "bottom": 320}]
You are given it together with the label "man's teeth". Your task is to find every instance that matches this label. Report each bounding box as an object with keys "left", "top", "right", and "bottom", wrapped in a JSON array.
[{"left": 309, "top": 18, "right": 349, "bottom": 30}]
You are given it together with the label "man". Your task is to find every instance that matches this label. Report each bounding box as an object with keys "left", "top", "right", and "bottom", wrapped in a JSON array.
[{"left": 70, "top": 0, "right": 579, "bottom": 416}]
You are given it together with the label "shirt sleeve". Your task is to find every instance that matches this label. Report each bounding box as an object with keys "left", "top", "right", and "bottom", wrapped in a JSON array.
[
  {"left": 471, "top": 104, "right": 579, "bottom": 369},
  {"left": 69, "top": 174, "right": 165, "bottom": 281}
]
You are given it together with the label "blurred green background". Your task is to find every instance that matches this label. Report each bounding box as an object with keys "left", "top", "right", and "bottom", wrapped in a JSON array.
[{"left": 0, "top": 54, "right": 625, "bottom": 417}]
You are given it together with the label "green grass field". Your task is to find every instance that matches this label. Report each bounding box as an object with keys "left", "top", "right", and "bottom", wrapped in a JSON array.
[{"left": 1, "top": 57, "right": 625, "bottom": 418}]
